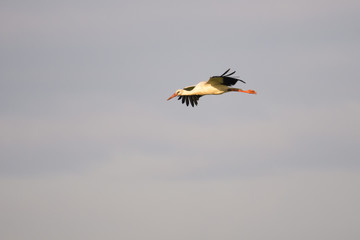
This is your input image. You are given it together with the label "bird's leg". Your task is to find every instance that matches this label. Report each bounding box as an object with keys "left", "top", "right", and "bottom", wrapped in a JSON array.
[{"left": 229, "top": 88, "right": 257, "bottom": 94}]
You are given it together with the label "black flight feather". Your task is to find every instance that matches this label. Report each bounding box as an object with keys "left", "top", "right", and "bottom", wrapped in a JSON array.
[
  {"left": 222, "top": 76, "right": 246, "bottom": 86},
  {"left": 176, "top": 95, "right": 202, "bottom": 107},
  {"left": 221, "top": 69, "right": 236, "bottom": 77},
  {"left": 221, "top": 68, "right": 230, "bottom": 76},
  {"left": 190, "top": 96, "right": 195, "bottom": 107},
  {"left": 214, "top": 69, "right": 246, "bottom": 86}
]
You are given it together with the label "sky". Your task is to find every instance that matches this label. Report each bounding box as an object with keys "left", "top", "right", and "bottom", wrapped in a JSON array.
[{"left": 1, "top": 0, "right": 360, "bottom": 239}]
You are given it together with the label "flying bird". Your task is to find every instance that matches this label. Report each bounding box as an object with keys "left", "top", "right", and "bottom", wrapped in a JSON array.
[{"left": 167, "top": 69, "right": 257, "bottom": 107}]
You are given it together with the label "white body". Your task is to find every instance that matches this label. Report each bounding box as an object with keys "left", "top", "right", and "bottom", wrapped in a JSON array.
[{"left": 181, "top": 78, "right": 229, "bottom": 96}]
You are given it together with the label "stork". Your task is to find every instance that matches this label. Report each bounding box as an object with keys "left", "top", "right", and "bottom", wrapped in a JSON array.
[{"left": 167, "top": 69, "right": 257, "bottom": 107}]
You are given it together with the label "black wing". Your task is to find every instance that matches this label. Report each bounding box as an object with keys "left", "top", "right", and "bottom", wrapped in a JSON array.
[
  {"left": 177, "top": 95, "right": 203, "bottom": 107},
  {"left": 221, "top": 68, "right": 236, "bottom": 77},
  {"left": 214, "top": 68, "right": 246, "bottom": 86}
]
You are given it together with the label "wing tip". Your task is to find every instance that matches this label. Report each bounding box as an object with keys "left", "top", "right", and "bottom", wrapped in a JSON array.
[
  {"left": 177, "top": 95, "right": 201, "bottom": 107},
  {"left": 221, "top": 68, "right": 236, "bottom": 77}
]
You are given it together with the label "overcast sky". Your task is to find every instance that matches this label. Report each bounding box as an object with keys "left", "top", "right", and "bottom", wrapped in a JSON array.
[{"left": 1, "top": 0, "right": 360, "bottom": 239}]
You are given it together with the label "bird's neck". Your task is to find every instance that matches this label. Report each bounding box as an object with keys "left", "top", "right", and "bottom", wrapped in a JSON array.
[{"left": 181, "top": 90, "right": 193, "bottom": 96}]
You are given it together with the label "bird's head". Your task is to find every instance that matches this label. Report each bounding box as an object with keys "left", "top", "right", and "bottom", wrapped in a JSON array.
[{"left": 167, "top": 89, "right": 183, "bottom": 101}]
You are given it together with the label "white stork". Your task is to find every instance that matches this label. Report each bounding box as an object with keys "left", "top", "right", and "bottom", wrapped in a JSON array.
[{"left": 167, "top": 69, "right": 257, "bottom": 107}]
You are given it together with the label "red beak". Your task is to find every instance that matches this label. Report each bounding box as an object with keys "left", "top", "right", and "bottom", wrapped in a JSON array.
[{"left": 167, "top": 93, "right": 178, "bottom": 101}]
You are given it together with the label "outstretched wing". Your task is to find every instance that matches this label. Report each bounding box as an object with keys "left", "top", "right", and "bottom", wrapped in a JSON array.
[
  {"left": 178, "top": 95, "right": 203, "bottom": 107},
  {"left": 209, "top": 68, "right": 246, "bottom": 86}
]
